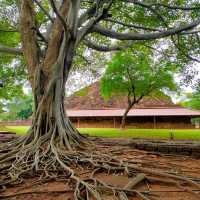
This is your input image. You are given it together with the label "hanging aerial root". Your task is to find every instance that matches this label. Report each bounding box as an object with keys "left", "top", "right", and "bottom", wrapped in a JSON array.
[{"left": 1, "top": 132, "right": 200, "bottom": 200}]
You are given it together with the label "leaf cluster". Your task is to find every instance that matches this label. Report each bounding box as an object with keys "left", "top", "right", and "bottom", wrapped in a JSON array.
[{"left": 100, "top": 46, "right": 178, "bottom": 99}]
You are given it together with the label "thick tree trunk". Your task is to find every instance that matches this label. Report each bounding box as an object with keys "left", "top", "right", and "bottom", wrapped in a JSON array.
[{"left": 28, "top": 60, "right": 84, "bottom": 150}]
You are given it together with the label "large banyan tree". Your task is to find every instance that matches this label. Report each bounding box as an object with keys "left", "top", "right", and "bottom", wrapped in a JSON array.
[{"left": 0, "top": 0, "right": 200, "bottom": 199}]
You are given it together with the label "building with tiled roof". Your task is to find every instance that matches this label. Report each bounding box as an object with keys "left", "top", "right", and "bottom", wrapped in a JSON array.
[{"left": 65, "top": 82, "right": 200, "bottom": 129}]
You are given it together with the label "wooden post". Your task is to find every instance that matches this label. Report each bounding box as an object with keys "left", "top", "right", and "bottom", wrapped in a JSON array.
[
  {"left": 153, "top": 116, "right": 156, "bottom": 129},
  {"left": 77, "top": 117, "right": 80, "bottom": 128},
  {"left": 113, "top": 117, "right": 116, "bottom": 128}
]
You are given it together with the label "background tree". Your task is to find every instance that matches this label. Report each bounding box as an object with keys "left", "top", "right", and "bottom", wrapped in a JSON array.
[
  {"left": 101, "top": 48, "right": 178, "bottom": 128},
  {"left": 184, "top": 93, "right": 200, "bottom": 110},
  {"left": 0, "top": 44, "right": 26, "bottom": 102},
  {"left": 181, "top": 82, "right": 200, "bottom": 110},
  {"left": 0, "top": 0, "right": 200, "bottom": 198},
  {"left": 0, "top": 94, "right": 33, "bottom": 121}
]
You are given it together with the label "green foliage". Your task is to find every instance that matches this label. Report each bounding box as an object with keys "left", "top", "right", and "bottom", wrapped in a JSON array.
[
  {"left": 191, "top": 118, "right": 200, "bottom": 125},
  {"left": 0, "top": 0, "right": 26, "bottom": 101},
  {"left": 100, "top": 47, "right": 178, "bottom": 100},
  {"left": 0, "top": 57, "right": 27, "bottom": 101},
  {"left": 0, "top": 94, "right": 33, "bottom": 121},
  {"left": 182, "top": 92, "right": 200, "bottom": 110}
]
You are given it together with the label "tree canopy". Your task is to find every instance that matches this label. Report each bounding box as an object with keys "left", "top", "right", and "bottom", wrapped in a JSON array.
[
  {"left": 181, "top": 82, "right": 200, "bottom": 110},
  {"left": 0, "top": 0, "right": 200, "bottom": 70},
  {"left": 0, "top": 0, "right": 199, "bottom": 100},
  {"left": 184, "top": 93, "right": 200, "bottom": 110},
  {"left": 101, "top": 47, "right": 178, "bottom": 99}
]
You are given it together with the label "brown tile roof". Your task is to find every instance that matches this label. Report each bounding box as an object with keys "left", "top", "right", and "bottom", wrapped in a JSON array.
[
  {"left": 65, "top": 82, "right": 178, "bottom": 110},
  {"left": 67, "top": 108, "right": 200, "bottom": 117}
]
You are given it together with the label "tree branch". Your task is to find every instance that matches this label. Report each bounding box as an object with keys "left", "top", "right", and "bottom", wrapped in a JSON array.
[
  {"left": 126, "top": 66, "right": 136, "bottom": 102},
  {"left": 43, "top": 0, "right": 71, "bottom": 75},
  {"left": 34, "top": 0, "right": 54, "bottom": 23},
  {"left": 49, "top": 0, "right": 69, "bottom": 34},
  {"left": 76, "top": 0, "right": 114, "bottom": 46},
  {"left": 136, "top": 94, "right": 144, "bottom": 104},
  {"left": 83, "top": 38, "right": 133, "bottom": 52},
  {"left": 33, "top": 27, "right": 48, "bottom": 44},
  {"left": 172, "top": 35, "right": 200, "bottom": 63},
  {"left": 137, "top": 2, "right": 200, "bottom": 64},
  {"left": 136, "top": 2, "right": 200, "bottom": 64},
  {"left": 92, "top": 18, "right": 200, "bottom": 41},
  {"left": 0, "top": 45, "right": 22, "bottom": 55},
  {"left": 78, "top": 5, "right": 96, "bottom": 27},
  {"left": 76, "top": 0, "right": 113, "bottom": 46},
  {"left": 104, "top": 18, "right": 162, "bottom": 32},
  {"left": 127, "top": 90, "right": 132, "bottom": 106},
  {"left": 69, "top": 0, "right": 80, "bottom": 39}
]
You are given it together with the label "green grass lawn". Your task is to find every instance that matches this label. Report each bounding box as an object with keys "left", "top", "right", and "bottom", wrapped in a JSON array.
[{"left": 2, "top": 126, "right": 200, "bottom": 140}]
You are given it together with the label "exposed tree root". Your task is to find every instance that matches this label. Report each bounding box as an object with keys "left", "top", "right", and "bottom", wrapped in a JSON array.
[
  {"left": 0, "top": 189, "right": 72, "bottom": 198},
  {"left": 1, "top": 127, "right": 200, "bottom": 200}
]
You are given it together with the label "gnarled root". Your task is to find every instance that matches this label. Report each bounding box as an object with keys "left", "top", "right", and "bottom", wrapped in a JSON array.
[{"left": 1, "top": 126, "right": 200, "bottom": 200}]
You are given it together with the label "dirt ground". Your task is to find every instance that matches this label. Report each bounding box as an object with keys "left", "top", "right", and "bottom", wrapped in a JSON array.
[{"left": 1, "top": 138, "right": 200, "bottom": 200}]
